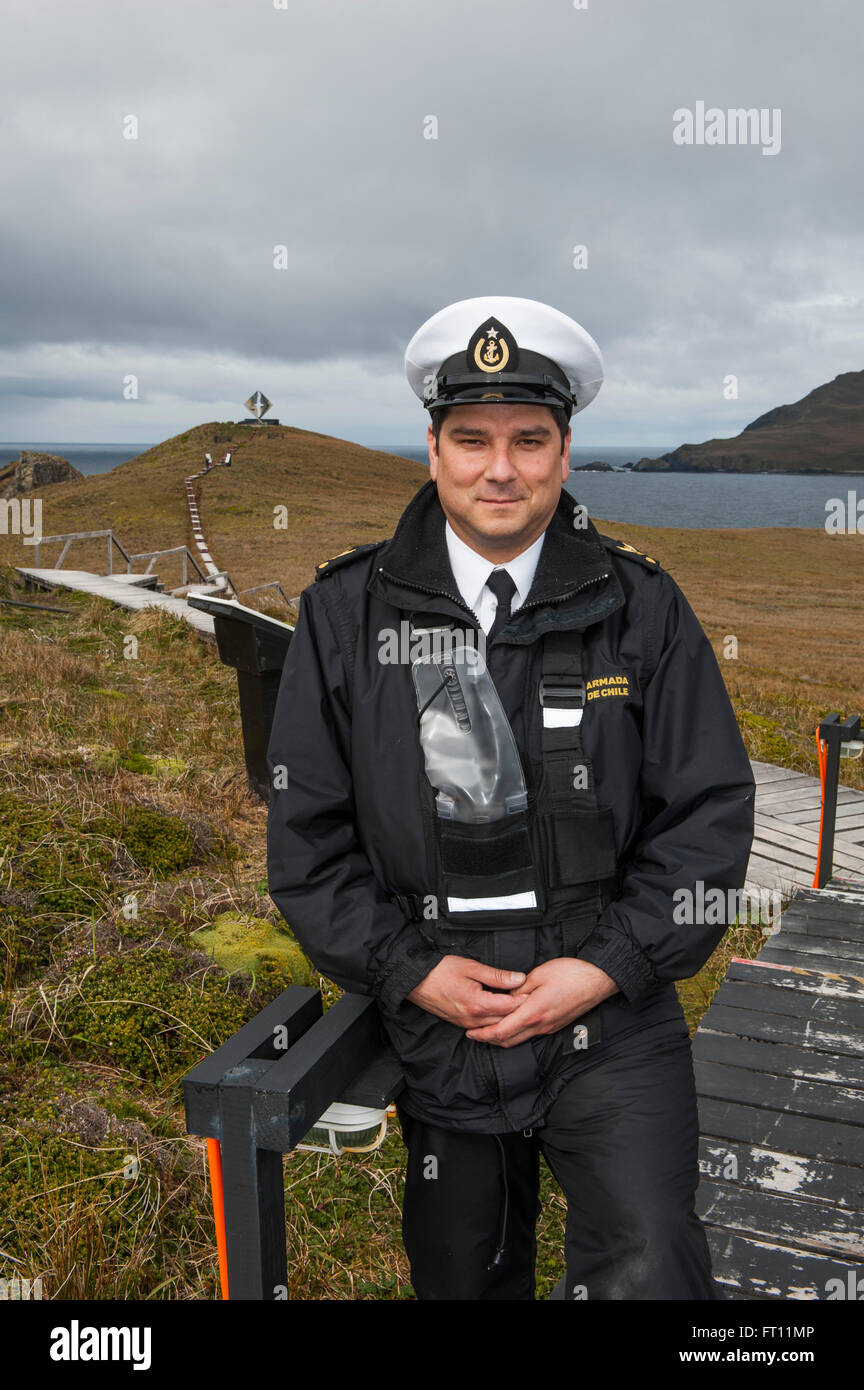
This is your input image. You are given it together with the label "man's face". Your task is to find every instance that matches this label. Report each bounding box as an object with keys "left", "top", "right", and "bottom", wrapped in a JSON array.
[{"left": 427, "top": 402, "right": 570, "bottom": 561}]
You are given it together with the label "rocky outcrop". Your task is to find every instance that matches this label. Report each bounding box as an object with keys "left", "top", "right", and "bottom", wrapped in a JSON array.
[
  {"left": 633, "top": 370, "right": 864, "bottom": 473},
  {"left": 0, "top": 450, "right": 83, "bottom": 499},
  {"left": 574, "top": 460, "right": 613, "bottom": 472}
]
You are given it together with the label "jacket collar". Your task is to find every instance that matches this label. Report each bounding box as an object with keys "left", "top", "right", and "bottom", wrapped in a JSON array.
[{"left": 367, "top": 477, "right": 625, "bottom": 637}]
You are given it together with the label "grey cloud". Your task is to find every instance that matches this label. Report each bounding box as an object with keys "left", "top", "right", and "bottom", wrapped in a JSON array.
[{"left": 0, "top": 0, "right": 861, "bottom": 442}]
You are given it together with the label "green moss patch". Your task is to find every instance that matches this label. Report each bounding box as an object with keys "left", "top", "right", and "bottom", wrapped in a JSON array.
[{"left": 191, "top": 911, "right": 315, "bottom": 984}]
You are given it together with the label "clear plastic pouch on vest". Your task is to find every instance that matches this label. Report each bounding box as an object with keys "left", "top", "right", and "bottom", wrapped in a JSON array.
[
  {"left": 411, "top": 633, "right": 542, "bottom": 924},
  {"left": 411, "top": 637, "right": 526, "bottom": 821}
]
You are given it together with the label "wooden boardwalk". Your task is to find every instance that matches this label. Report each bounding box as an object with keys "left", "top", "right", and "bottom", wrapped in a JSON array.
[
  {"left": 695, "top": 875, "right": 864, "bottom": 1300},
  {"left": 747, "top": 759, "right": 864, "bottom": 897},
  {"left": 16, "top": 567, "right": 216, "bottom": 638}
]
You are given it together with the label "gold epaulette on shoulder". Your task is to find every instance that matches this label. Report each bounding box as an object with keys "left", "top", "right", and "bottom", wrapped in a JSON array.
[
  {"left": 599, "top": 535, "right": 662, "bottom": 570},
  {"left": 314, "top": 538, "right": 387, "bottom": 580}
]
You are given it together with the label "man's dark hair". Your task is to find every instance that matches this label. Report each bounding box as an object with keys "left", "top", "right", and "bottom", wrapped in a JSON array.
[{"left": 431, "top": 403, "right": 571, "bottom": 450}]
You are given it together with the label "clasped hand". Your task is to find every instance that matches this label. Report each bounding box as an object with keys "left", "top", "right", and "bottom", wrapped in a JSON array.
[{"left": 406, "top": 953, "right": 619, "bottom": 1049}]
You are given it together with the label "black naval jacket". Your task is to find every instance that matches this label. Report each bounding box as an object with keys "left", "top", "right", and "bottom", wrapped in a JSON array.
[{"left": 266, "top": 478, "right": 756, "bottom": 1133}]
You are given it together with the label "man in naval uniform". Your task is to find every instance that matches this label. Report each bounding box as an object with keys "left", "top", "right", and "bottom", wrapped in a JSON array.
[{"left": 266, "top": 296, "right": 756, "bottom": 1300}]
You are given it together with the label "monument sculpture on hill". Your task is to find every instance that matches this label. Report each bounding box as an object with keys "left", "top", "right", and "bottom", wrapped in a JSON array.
[{"left": 241, "top": 391, "right": 279, "bottom": 426}]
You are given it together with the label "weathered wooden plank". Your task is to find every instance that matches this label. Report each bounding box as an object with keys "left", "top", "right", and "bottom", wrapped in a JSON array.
[
  {"left": 744, "top": 854, "right": 810, "bottom": 893},
  {"left": 753, "top": 834, "right": 864, "bottom": 875},
  {"left": 695, "top": 1059, "right": 864, "bottom": 1127},
  {"left": 705, "top": 1228, "right": 864, "bottom": 1300},
  {"left": 695, "top": 1026, "right": 864, "bottom": 1088},
  {"left": 774, "top": 808, "right": 864, "bottom": 829},
  {"left": 708, "top": 979, "right": 864, "bottom": 1035},
  {"left": 820, "top": 884, "right": 864, "bottom": 903},
  {"left": 726, "top": 958, "right": 864, "bottom": 1002},
  {"left": 758, "top": 786, "right": 860, "bottom": 810},
  {"left": 751, "top": 829, "right": 817, "bottom": 861},
  {"left": 758, "top": 806, "right": 864, "bottom": 841},
  {"left": 781, "top": 894, "right": 864, "bottom": 921},
  {"left": 699, "top": 1136, "right": 864, "bottom": 1208},
  {"left": 754, "top": 815, "right": 864, "bottom": 873},
  {"left": 757, "top": 944, "right": 864, "bottom": 976},
  {"left": 792, "top": 885, "right": 864, "bottom": 910},
  {"left": 698, "top": 1095, "right": 864, "bottom": 1165},
  {"left": 759, "top": 932, "right": 864, "bottom": 968},
  {"left": 697, "top": 1179, "right": 864, "bottom": 1258},
  {"left": 698, "top": 1003, "right": 864, "bottom": 1058},
  {"left": 752, "top": 764, "right": 811, "bottom": 785},
  {"left": 734, "top": 946, "right": 864, "bottom": 983},
  {"left": 774, "top": 914, "right": 864, "bottom": 946}
]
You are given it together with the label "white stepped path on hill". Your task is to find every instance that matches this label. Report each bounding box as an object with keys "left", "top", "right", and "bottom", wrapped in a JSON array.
[
  {"left": 11, "top": 563, "right": 864, "bottom": 896},
  {"left": 185, "top": 458, "right": 232, "bottom": 589}
]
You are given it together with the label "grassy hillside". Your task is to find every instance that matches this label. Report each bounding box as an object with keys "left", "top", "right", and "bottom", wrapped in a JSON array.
[{"left": 0, "top": 422, "right": 427, "bottom": 599}]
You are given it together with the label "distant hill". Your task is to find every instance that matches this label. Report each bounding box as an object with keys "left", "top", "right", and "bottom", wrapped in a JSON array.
[
  {"left": 634, "top": 370, "right": 864, "bottom": 473},
  {"left": 0, "top": 422, "right": 427, "bottom": 597}
]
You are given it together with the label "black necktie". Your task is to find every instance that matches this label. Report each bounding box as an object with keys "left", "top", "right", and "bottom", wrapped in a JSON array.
[{"left": 485, "top": 568, "right": 517, "bottom": 644}]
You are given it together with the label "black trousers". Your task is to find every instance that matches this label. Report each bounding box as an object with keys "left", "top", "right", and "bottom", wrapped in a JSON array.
[{"left": 396, "top": 1018, "right": 721, "bottom": 1300}]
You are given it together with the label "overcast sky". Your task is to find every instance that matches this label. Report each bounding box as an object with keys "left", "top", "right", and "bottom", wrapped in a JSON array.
[{"left": 1, "top": 0, "right": 861, "bottom": 448}]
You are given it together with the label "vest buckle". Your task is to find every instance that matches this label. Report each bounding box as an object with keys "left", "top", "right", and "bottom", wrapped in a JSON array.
[{"left": 538, "top": 675, "right": 586, "bottom": 709}]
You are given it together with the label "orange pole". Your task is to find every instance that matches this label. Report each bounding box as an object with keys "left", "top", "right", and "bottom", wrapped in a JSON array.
[
  {"left": 812, "top": 725, "right": 827, "bottom": 889},
  {"left": 206, "top": 1137, "right": 230, "bottom": 1300}
]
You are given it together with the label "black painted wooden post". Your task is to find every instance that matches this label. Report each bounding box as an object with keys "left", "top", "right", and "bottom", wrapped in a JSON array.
[
  {"left": 184, "top": 986, "right": 403, "bottom": 1300},
  {"left": 220, "top": 1060, "right": 289, "bottom": 1300},
  {"left": 187, "top": 595, "right": 294, "bottom": 801},
  {"left": 816, "top": 713, "right": 862, "bottom": 889}
]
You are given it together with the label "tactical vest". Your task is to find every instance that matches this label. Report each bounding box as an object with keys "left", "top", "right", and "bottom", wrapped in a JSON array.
[{"left": 390, "top": 614, "right": 623, "bottom": 958}]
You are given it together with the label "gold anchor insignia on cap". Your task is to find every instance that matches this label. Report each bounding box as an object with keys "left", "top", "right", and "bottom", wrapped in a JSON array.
[{"left": 469, "top": 317, "right": 514, "bottom": 374}]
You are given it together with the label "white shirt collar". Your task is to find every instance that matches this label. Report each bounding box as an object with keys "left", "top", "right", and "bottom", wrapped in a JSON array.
[{"left": 444, "top": 519, "right": 545, "bottom": 620}]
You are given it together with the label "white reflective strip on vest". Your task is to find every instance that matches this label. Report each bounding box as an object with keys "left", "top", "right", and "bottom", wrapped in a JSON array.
[
  {"left": 446, "top": 891, "right": 538, "bottom": 912},
  {"left": 542, "top": 707, "right": 584, "bottom": 728}
]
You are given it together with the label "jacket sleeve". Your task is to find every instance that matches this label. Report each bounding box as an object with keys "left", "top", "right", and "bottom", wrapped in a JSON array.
[
  {"left": 266, "top": 584, "right": 445, "bottom": 1012},
  {"left": 576, "top": 570, "right": 756, "bottom": 1005}
]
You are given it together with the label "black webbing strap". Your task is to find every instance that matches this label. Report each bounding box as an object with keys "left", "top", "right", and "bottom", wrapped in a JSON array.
[
  {"left": 539, "top": 628, "right": 598, "bottom": 812},
  {"left": 391, "top": 891, "right": 426, "bottom": 921}
]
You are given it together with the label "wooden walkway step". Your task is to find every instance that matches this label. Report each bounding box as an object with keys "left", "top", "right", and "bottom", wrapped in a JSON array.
[
  {"left": 16, "top": 568, "right": 216, "bottom": 638},
  {"left": 747, "top": 760, "right": 864, "bottom": 899},
  {"left": 695, "top": 875, "right": 864, "bottom": 1299}
]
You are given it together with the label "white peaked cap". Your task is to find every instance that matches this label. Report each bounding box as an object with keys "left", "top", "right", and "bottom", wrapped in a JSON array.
[{"left": 404, "top": 295, "right": 604, "bottom": 417}]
